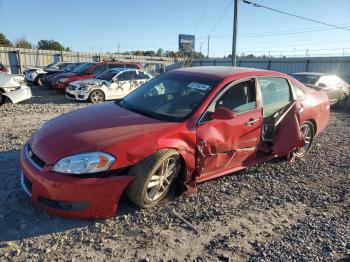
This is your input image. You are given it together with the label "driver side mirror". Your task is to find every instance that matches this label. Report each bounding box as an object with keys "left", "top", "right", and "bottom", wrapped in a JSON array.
[{"left": 210, "top": 107, "right": 236, "bottom": 120}]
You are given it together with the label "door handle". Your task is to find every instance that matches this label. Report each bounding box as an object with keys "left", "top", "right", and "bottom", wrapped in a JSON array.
[{"left": 245, "top": 118, "right": 259, "bottom": 125}]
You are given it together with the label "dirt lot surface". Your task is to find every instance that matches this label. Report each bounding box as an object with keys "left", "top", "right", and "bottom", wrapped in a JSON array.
[{"left": 0, "top": 86, "right": 349, "bottom": 261}]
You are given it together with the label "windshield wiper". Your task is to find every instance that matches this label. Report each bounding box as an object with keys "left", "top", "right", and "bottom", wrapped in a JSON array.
[{"left": 117, "top": 100, "right": 162, "bottom": 120}]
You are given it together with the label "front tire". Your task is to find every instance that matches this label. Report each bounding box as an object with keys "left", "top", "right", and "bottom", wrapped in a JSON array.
[
  {"left": 126, "top": 149, "right": 181, "bottom": 208},
  {"left": 89, "top": 89, "right": 105, "bottom": 103},
  {"left": 34, "top": 74, "right": 44, "bottom": 86},
  {"left": 294, "top": 121, "right": 314, "bottom": 159}
]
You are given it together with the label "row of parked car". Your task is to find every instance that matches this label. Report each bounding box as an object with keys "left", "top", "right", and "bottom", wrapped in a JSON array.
[
  {"left": 0, "top": 60, "right": 349, "bottom": 108},
  {"left": 23, "top": 60, "right": 154, "bottom": 103}
]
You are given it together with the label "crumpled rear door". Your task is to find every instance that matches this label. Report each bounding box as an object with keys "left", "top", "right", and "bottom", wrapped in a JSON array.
[{"left": 271, "top": 101, "right": 304, "bottom": 157}]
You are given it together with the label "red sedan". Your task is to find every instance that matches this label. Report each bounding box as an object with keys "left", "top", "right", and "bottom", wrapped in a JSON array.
[{"left": 20, "top": 67, "right": 330, "bottom": 218}]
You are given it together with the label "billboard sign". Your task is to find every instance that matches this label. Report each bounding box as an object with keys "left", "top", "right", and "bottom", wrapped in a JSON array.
[{"left": 179, "top": 34, "right": 195, "bottom": 52}]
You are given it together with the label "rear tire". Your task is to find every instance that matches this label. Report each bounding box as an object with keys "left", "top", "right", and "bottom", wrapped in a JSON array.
[
  {"left": 126, "top": 149, "right": 181, "bottom": 208},
  {"left": 89, "top": 89, "right": 105, "bottom": 103},
  {"left": 336, "top": 93, "right": 348, "bottom": 109},
  {"left": 294, "top": 121, "right": 314, "bottom": 159}
]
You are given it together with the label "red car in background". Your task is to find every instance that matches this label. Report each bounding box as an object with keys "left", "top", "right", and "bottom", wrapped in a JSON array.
[
  {"left": 21, "top": 67, "right": 329, "bottom": 218},
  {"left": 53, "top": 61, "right": 142, "bottom": 90},
  {"left": 0, "top": 63, "right": 9, "bottom": 73}
]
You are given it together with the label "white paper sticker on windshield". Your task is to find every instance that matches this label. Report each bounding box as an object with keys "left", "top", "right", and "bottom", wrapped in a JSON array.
[{"left": 188, "top": 82, "right": 211, "bottom": 91}]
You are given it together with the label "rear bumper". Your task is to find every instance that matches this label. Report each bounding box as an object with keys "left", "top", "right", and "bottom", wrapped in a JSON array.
[{"left": 20, "top": 146, "right": 134, "bottom": 218}]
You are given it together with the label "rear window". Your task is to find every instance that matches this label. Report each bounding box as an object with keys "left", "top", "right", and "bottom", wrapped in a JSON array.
[{"left": 293, "top": 74, "right": 320, "bottom": 85}]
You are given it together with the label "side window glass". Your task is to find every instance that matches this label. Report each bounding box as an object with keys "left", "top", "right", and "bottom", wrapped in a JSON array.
[
  {"left": 135, "top": 71, "right": 149, "bottom": 80},
  {"left": 215, "top": 80, "right": 256, "bottom": 114},
  {"left": 258, "top": 77, "right": 291, "bottom": 106},
  {"left": 291, "top": 83, "right": 306, "bottom": 100},
  {"left": 117, "top": 71, "right": 132, "bottom": 81},
  {"left": 92, "top": 64, "right": 107, "bottom": 75}
]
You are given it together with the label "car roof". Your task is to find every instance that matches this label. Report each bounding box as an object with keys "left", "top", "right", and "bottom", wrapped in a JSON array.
[
  {"left": 172, "top": 66, "right": 275, "bottom": 79},
  {"left": 293, "top": 72, "right": 326, "bottom": 76}
]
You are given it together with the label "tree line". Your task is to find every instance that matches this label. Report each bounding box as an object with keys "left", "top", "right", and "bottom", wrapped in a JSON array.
[
  {"left": 0, "top": 33, "right": 205, "bottom": 58},
  {"left": 0, "top": 33, "right": 71, "bottom": 51}
]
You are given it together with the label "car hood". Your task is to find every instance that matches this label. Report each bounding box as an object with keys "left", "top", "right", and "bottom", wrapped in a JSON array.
[{"left": 31, "top": 102, "right": 178, "bottom": 165}]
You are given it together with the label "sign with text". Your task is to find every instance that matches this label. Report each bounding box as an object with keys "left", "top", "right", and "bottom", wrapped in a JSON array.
[{"left": 179, "top": 34, "right": 195, "bottom": 52}]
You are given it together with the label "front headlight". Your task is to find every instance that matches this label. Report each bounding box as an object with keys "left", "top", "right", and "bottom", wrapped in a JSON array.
[
  {"left": 52, "top": 152, "right": 116, "bottom": 174},
  {"left": 59, "top": 78, "right": 69, "bottom": 83}
]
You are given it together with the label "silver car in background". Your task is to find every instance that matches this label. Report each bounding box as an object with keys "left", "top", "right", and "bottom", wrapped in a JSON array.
[{"left": 65, "top": 68, "right": 153, "bottom": 103}]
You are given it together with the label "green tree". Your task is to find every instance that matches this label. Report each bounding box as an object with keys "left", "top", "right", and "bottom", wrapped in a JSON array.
[
  {"left": 0, "top": 33, "right": 12, "bottom": 47},
  {"left": 14, "top": 38, "right": 32, "bottom": 49},
  {"left": 156, "top": 48, "right": 164, "bottom": 57},
  {"left": 37, "top": 40, "right": 65, "bottom": 51}
]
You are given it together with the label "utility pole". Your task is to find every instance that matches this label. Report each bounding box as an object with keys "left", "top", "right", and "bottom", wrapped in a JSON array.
[
  {"left": 117, "top": 42, "right": 120, "bottom": 54},
  {"left": 232, "top": 0, "right": 238, "bottom": 66},
  {"left": 207, "top": 35, "right": 210, "bottom": 58}
]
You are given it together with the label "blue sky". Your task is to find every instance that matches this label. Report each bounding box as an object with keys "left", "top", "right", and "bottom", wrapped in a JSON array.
[{"left": 0, "top": 0, "right": 349, "bottom": 57}]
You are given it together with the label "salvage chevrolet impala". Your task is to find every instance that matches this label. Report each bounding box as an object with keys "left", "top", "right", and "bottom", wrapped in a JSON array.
[{"left": 20, "top": 67, "right": 330, "bottom": 218}]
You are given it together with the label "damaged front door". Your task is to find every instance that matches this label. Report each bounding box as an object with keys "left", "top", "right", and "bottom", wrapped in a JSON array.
[{"left": 196, "top": 79, "right": 262, "bottom": 179}]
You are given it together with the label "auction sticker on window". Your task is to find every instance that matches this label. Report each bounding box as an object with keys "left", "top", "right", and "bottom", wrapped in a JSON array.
[{"left": 188, "top": 82, "right": 211, "bottom": 91}]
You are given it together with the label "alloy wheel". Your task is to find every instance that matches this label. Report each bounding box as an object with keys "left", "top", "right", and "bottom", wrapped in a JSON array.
[
  {"left": 294, "top": 123, "right": 313, "bottom": 157},
  {"left": 90, "top": 91, "right": 104, "bottom": 103},
  {"left": 146, "top": 157, "right": 179, "bottom": 201}
]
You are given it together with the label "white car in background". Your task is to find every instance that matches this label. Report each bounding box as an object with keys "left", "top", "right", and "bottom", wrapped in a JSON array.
[
  {"left": 23, "top": 61, "right": 73, "bottom": 86},
  {"left": 65, "top": 68, "right": 153, "bottom": 103},
  {"left": 0, "top": 72, "right": 32, "bottom": 106}
]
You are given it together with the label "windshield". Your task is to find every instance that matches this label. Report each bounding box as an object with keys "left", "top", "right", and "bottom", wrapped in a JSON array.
[
  {"left": 63, "top": 63, "right": 83, "bottom": 72},
  {"left": 44, "top": 62, "right": 58, "bottom": 69},
  {"left": 293, "top": 74, "right": 320, "bottom": 85},
  {"left": 72, "top": 63, "right": 95, "bottom": 73},
  {"left": 118, "top": 73, "right": 219, "bottom": 121},
  {"left": 56, "top": 63, "right": 72, "bottom": 70},
  {"left": 96, "top": 70, "right": 119, "bottom": 81}
]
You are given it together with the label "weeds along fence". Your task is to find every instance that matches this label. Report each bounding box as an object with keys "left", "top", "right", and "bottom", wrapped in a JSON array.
[
  {"left": 0, "top": 46, "right": 176, "bottom": 74},
  {"left": 192, "top": 57, "right": 350, "bottom": 82}
]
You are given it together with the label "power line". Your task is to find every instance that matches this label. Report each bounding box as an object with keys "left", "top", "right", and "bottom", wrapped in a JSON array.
[
  {"left": 208, "top": 0, "right": 233, "bottom": 36},
  {"left": 194, "top": 0, "right": 209, "bottom": 34},
  {"left": 242, "top": 0, "right": 350, "bottom": 32},
  {"left": 325, "top": 0, "right": 350, "bottom": 12}
]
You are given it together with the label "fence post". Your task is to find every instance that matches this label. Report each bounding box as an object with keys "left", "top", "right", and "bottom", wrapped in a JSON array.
[
  {"left": 305, "top": 59, "right": 310, "bottom": 72},
  {"left": 17, "top": 50, "right": 22, "bottom": 74},
  {"left": 268, "top": 59, "right": 272, "bottom": 70}
]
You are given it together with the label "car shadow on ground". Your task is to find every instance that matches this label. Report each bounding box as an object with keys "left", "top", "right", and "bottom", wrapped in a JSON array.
[{"left": 0, "top": 149, "right": 140, "bottom": 243}]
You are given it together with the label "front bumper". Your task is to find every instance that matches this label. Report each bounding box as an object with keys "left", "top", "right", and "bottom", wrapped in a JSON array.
[
  {"left": 20, "top": 146, "right": 134, "bottom": 218},
  {"left": 3, "top": 86, "right": 32, "bottom": 104},
  {"left": 65, "top": 88, "right": 89, "bottom": 101}
]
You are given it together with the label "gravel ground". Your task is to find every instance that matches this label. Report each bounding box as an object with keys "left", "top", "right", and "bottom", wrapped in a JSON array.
[{"left": 0, "top": 86, "right": 349, "bottom": 261}]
